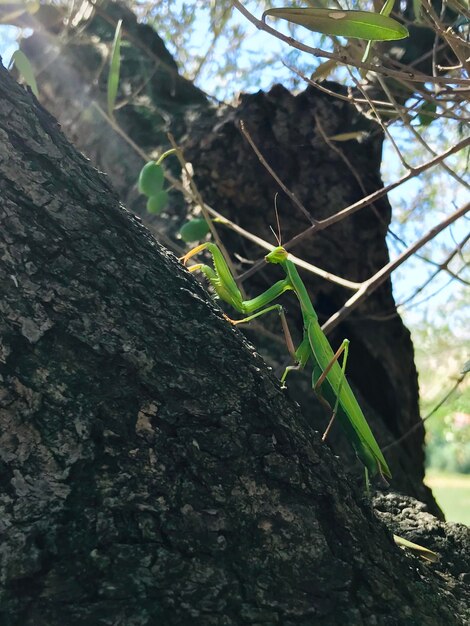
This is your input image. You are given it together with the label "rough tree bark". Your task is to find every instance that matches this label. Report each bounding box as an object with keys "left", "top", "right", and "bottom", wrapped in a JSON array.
[
  {"left": 0, "top": 58, "right": 469, "bottom": 624},
  {"left": 15, "top": 0, "right": 440, "bottom": 513}
]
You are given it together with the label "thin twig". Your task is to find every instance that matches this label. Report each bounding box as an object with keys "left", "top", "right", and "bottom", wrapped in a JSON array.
[
  {"left": 375, "top": 74, "right": 470, "bottom": 190},
  {"left": 383, "top": 366, "right": 469, "bottom": 452},
  {"left": 421, "top": 0, "right": 470, "bottom": 74},
  {"left": 92, "top": 100, "right": 361, "bottom": 290},
  {"left": 167, "top": 134, "right": 248, "bottom": 300},
  {"left": 285, "top": 135, "right": 470, "bottom": 252},
  {"left": 239, "top": 121, "right": 318, "bottom": 226},
  {"left": 92, "top": 101, "right": 149, "bottom": 161},
  {"left": 313, "top": 113, "right": 397, "bottom": 235},
  {"left": 322, "top": 202, "right": 470, "bottom": 333},
  {"left": 205, "top": 205, "right": 361, "bottom": 290},
  {"left": 347, "top": 69, "right": 411, "bottom": 170},
  {"left": 398, "top": 233, "right": 470, "bottom": 306},
  {"left": 399, "top": 273, "right": 461, "bottom": 311},
  {"left": 231, "top": 0, "right": 470, "bottom": 86},
  {"left": 191, "top": 4, "right": 232, "bottom": 81},
  {"left": 356, "top": 233, "right": 470, "bottom": 321},
  {"left": 286, "top": 63, "right": 470, "bottom": 124}
]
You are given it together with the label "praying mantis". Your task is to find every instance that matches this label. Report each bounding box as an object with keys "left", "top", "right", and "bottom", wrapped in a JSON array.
[
  {"left": 181, "top": 241, "right": 392, "bottom": 484},
  {"left": 180, "top": 240, "right": 443, "bottom": 562}
]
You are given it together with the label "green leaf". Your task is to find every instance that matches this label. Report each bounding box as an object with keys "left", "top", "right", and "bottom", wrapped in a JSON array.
[
  {"left": 147, "top": 191, "right": 168, "bottom": 215},
  {"left": 417, "top": 101, "right": 437, "bottom": 127},
  {"left": 393, "top": 535, "right": 439, "bottom": 563},
  {"left": 380, "top": 0, "right": 395, "bottom": 18},
  {"left": 328, "top": 131, "right": 368, "bottom": 141},
  {"left": 107, "top": 19, "right": 122, "bottom": 118},
  {"left": 138, "top": 162, "right": 164, "bottom": 197},
  {"left": 412, "top": 0, "right": 423, "bottom": 22},
  {"left": 263, "top": 8, "right": 409, "bottom": 41},
  {"left": 180, "top": 219, "right": 211, "bottom": 243},
  {"left": 361, "top": 0, "right": 395, "bottom": 63},
  {"left": 10, "top": 50, "right": 38, "bottom": 97},
  {"left": 0, "top": 1, "right": 39, "bottom": 24},
  {"left": 311, "top": 58, "right": 339, "bottom": 80}
]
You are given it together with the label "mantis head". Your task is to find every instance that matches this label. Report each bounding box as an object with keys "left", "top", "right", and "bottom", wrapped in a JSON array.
[{"left": 265, "top": 246, "right": 289, "bottom": 265}]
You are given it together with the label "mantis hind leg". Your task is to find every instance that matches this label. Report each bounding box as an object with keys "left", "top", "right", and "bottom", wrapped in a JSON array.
[
  {"left": 313, "top": 339, "right": 350, "bottom": 395},
  {"left": 281, "top": 363, "right": 303, "bottom": 389},
  {"left": 310, "top": 339, "right": 350, "bottom": 442},
  {"left": 229, "top": 304, "right": 300, "bottom": 377},
  {"left": 311, "top": 365, "right": 336, "bottom": 418},
  {"left": 281, "top": 336, "right": 311, "bottom": 387},
  {"left": 230, "top": 305, "right": 303, "bottom": 386}
]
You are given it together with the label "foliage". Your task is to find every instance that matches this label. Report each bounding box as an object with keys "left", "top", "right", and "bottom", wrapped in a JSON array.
[
  {"left": 9, "top": 49, "right": 38, "bottom": 96},
  {"left": 425, "top": 390, "right": 470, "bottom": 474},
  {"left": 425, "top": 471, "right": 470, "bottom": 524},
  {"left": 412, "top": 321, "right": 470, "bottom": 473},
  {"left": 179, "top": 218, "right": 211, "bottom": 242},
  {"left": 263, "top": 8, "right": 408, "bottom": 41},
  {"left": 107, "top": 18, "right": 123, "bottom": 117}
]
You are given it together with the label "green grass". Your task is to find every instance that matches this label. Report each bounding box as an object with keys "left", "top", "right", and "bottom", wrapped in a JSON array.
[{"left": 425, "top": 471, "right": 470, "bottom": 525}]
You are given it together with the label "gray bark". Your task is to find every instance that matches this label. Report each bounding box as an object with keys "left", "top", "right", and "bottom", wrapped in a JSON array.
[{"left": 0, "top": 60, "right": 469, "bottom": 625}]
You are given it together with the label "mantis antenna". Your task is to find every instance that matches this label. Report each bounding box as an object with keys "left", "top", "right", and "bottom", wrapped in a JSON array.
[{"left": 269, "top": 193, "right": 283, "bottom": 246}]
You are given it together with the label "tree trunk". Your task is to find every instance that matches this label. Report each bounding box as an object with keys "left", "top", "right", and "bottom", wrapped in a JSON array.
[
  {"left": 0, "top": 61, "right": 468, "bottom": 625},
  {"left": 14, "top": 0, "right": 442, "bottom": 514}
]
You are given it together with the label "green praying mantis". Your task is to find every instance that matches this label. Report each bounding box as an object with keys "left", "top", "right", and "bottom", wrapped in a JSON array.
[
  {"left": 181, "top": 241, "right": 392, "bottom": 484},
  {"left": 180, "top": 240, "right": 443, "bottom": 563}
]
